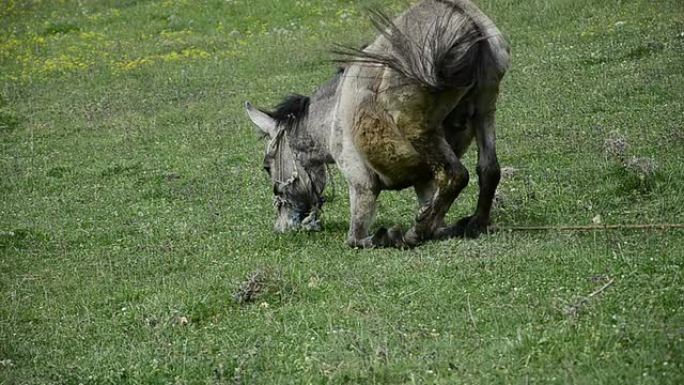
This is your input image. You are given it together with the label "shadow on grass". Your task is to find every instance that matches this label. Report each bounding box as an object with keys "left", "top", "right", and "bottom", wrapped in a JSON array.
[{"left": 0, "top": 228, "right": 50, "bottom": 250}]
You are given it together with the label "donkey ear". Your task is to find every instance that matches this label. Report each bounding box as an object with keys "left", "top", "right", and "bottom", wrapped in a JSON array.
[{"left": 245, "top": 101, "right": 277, "bottom": 138}]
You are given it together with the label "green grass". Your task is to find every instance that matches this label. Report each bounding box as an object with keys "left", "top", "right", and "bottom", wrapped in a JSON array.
[{"left": 1, "top": 0, "right": 683, "bottom": 383}]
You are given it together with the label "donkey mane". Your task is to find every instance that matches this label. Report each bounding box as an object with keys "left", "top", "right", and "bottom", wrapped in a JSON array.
[{"left": 268, "top": 94, "right": 311, "bottom": 128}]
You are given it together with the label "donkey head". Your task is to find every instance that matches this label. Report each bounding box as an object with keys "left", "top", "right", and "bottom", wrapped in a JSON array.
[{"left": 245, "top": 95, "right": 326, "bottom": 233}]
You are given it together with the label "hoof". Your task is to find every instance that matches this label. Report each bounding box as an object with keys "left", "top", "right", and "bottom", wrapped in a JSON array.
[
  {"left": 347, "top": 226, "right": 406, "bottom": 249},
  {"left": 457, "top": 215, "right": 489, "bottom": 239},
  {"left": 402, "top": 227, "right": 422, "bottom": 248},
  {"left": 346, "top": 236, "right": 373, "bottom": 249},
  {"left": 371, "top": 226, "right": 408, "bottom": 248},
  {"left": 436, "top": 216, "right": 489, "bottom": 239}
]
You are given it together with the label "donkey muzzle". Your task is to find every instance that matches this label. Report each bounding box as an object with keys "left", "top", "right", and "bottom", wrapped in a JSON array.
[{"left": 273, "top": 209, "right": 322, "bottom": 233}]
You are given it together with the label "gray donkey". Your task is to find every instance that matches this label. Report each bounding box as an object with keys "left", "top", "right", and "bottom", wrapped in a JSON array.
[{"left": 245, "top": 0, "right": 510, "bottom": 248}]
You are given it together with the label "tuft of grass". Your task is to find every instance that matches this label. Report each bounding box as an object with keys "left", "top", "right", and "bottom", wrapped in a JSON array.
[
  {"left": 232, "top": 268, "right": 296, "bottom": 306},
  {"left": 604, "top": 132, "right": 629, "bottom": 162},
  {"left": 624, "top": 156, "right": 658, "bottom": 180},
  {"left": 0, "top": 95, "right": 19, "bottom": 132},
  {"left": 603, "top": 132, "right": 661, "bottom": 191},
  {"left": 232, "top": 269, "right": 267, "bottom": 304}
]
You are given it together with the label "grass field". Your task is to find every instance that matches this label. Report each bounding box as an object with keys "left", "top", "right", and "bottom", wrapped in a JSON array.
[{"left": 2, "top": 0, "right": 684, "bottom": 383}]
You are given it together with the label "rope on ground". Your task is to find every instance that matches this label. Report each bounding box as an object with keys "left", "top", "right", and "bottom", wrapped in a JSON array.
[{"left": 496, "top": 223, "right": 684, "bottom": 232}]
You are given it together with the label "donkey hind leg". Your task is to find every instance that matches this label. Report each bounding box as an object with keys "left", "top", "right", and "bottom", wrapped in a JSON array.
[
  {"left": 414, "top": 179, "right": 445, "bottom": 229},
  {"left": 449, "top": 91, "right": 501, "bottom": 239},
  {"left": 403, "top": 139, "right": 469, "bottom": 247}
]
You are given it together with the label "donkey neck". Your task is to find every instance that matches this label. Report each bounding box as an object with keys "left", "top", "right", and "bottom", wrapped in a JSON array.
[{"left": 285, "top": 116, "right": 329, "bottom": 165}]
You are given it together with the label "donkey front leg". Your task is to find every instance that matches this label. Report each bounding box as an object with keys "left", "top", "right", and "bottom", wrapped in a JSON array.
[
  {"left": 346, "top": 182, "right": 406, "bottom": 248},
  {"left": 345, "top": 181, "right": 379, "bottom": 248}
]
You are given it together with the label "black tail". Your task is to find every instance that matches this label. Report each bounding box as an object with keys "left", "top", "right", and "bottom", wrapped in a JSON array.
[{"left": 334, "top": 4, "right": 486, "bottom": 92}]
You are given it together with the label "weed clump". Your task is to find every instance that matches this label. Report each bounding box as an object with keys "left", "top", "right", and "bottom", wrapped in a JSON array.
[
  {"left": 233, "top": 270, "right": 266, "bottom": 304},
  {"left": 624, "top": 156, "right": 658, "bottom": 182},
  {"left": 493, "top": 166, "right": 519, "bottom": 210},
  {"left": 603, "top": 132, "right": 629, "bottom": 162},
  {"left": 492, "top": 166, "right": 538, "bottom": 218},
  {"left": 603, "top": 132, "right": 659, "bottom": 189},
  {"left": 232, "top": 268, "right": 296, "bottom": 305}
]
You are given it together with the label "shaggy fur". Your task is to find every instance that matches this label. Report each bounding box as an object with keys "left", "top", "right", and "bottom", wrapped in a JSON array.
[{"left": 246, "top": 0, "right": 510, "bottom": 247}]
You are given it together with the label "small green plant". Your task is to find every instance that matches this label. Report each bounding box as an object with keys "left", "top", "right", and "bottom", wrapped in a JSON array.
[
  {"left": 0, "top": 95, "right": 19, "bottom": 131},
  {"left": 42, "top": 21, "right": 80, "bottom": 35}
]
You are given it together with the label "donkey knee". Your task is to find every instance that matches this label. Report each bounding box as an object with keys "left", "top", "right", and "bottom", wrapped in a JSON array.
[
  {"left": 447, "top": 162, "right": 470, "bottom": 192},
  {"left": 411, "top": 162, "right": 468, "bottom": 237}
]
